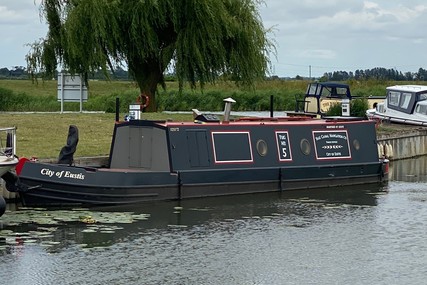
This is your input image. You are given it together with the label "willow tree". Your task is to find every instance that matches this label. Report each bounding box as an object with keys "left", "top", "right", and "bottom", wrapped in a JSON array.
[{"left": 27, "top": 0, "right": 274, "bottom": 111}]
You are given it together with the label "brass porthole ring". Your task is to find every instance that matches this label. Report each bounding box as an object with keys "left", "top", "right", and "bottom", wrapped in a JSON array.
[
  {"left": 300, "top": 139, "right": 311, "bottom": 155},
  {"left": 256, "top": 139, "right": 268, "bottom": 156},
  {"left": 353, "top": 139, "right": 360, "bottom": 150}
]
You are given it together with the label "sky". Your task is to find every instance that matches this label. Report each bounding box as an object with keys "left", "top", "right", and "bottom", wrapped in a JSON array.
[{"left": 1, "top": 0, "right": 427, "bottom": 78}]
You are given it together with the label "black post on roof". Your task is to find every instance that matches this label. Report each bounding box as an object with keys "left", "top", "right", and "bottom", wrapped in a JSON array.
[
  {"left": 270, "top": 95, "right": 274, "bottom": 118},
  {"left": 115, "top": 97, "right": 120, "bottom": 122}
]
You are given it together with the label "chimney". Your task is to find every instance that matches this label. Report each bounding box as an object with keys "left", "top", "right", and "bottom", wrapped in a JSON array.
[{"left": 223, "top": 97, "right": 236, "bottom": 122}]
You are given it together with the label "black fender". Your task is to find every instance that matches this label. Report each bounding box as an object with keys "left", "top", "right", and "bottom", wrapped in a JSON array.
[
  {"left": 0, "top": 195, "right": 5, "bottom": 217},
  {"left": 1, "top": 171, "right": 28, "bottom": 193}
]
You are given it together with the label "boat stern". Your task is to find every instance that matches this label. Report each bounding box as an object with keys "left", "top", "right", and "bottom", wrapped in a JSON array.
[
  {"left": 0, "top": 126, "right": 19, "bottom": 176},
  {"left": 381, "top": 158, "right": 390, "bottom": 181}
]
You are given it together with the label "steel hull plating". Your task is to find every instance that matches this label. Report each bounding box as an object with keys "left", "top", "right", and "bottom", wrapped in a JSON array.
[{"left": 17, "top": 161, "right": 387, "bottom": 206}]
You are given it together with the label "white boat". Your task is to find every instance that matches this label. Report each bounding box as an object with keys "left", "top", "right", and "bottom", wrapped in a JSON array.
[
  {"left": 366, "top": 85, "right": 427, "bottom": 126},
  {"left": 0, "top": 127, "right": 18, "bottom": 177}
]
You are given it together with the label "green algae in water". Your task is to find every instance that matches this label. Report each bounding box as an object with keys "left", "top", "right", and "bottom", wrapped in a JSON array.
[{"left": 0, "top": 207, "right": 151, "bottom": 249}]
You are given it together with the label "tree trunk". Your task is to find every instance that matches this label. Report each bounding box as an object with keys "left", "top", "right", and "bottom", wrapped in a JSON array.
[{"left": 130, "top": 56, "right": 163, "bottom": 112}]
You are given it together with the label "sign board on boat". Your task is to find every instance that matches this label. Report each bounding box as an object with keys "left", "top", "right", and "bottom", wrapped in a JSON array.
[
  {"left": 275, "top": 131, "right": 292, "bottom": 161},
  {"left": 313, "top": 130, "right": 351, "bottom": 160}
]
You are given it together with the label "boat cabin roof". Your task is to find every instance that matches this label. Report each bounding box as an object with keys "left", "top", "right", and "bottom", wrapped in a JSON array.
[
  {"left": 305, "top": 82, "right": 352, "bottom": 99},
  {"left": 119, "top": 116, "right": 371, "bottom": 130},
  {"left": 386, "top": 85, "right": 427, "bottom": 94}
]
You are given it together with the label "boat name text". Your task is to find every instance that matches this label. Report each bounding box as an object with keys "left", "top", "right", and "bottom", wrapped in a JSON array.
[
  {"left": 40, "top": 168, "right": 85, "bottom": 180},
  {"left": 315, "top": 133, "right": 347, "bottom": 141}
]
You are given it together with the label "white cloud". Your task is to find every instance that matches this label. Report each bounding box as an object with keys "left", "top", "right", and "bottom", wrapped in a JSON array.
[
  {"left": 0, "top": 1, "right": 47, "bottom": 68},
  {"left": 1, "top": 0, "right": 427, "bottom": 76},
  {"left": 260, "top": 0, "right": 427, "bottom": 76},
  {"left": 298, "top": 49, "right": 336, "bottom": 60},
  {"left": 0, "top": 1, "right": 42, "bottom": 25}
]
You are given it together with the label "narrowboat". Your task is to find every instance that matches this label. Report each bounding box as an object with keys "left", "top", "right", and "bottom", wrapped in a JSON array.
[{"left": 2, "top": 99, "right": 389, "bottom": 206}]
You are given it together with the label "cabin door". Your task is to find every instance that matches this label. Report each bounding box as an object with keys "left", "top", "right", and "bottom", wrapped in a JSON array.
[
  {"left": 129, "top": 127, "right": 152, "bottom": 168},
  {"left": 186, "top": 130, "right": 210, "bottom": 167}
]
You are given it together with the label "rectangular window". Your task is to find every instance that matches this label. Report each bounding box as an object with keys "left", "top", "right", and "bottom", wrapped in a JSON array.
[
  {"left": 212, "top": 131, "right": 253, "bottom": 163},
  {"left": 399, "top": 93, "right": 412, "bottom": 109},
  {"left": 416, "top": 104, "right": 427, "bottom": 115},
  {"left": 419, "top": 94, "right": 427, "bottom": 101},
  {"left": 388, "top": 91, "right": 400, "bottom": 107},
  {"left": 306, "top": 84, "right": 318, "bottom": 96}
]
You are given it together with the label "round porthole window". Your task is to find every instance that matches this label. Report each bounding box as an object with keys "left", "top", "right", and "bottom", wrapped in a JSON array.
[
  {"left": 300, "top": 139, "right": 311, "bottom": 155},
  {"left": 353, "top": 139, "right": 360, "bottom": 150},
  {"left": 256, "top": 139, "right": 268, "bottom": 156}
]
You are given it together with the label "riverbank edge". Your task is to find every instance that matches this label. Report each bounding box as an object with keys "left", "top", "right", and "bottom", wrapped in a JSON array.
[{"left": 377, "top": 127, "right": 427, "bottom": 160}]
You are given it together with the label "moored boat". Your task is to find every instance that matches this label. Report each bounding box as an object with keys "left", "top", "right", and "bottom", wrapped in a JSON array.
[
  {"left": 0, "top": 127, "right": 18, "bottom": 217},
  {"left": 293, "top": 82, "right": 385, "bottom": 116},
  {"left": 367, "top": 85, "right": 427, "bottom": 126},
  {"left": 2, "top": 100, "right": 389, "bottom": 206},
  {"left": 0, "top": 127, "right": 18, "bottom": 177},
  {"left": 0, "top": 154, "right": 18, "bottom": 178}
]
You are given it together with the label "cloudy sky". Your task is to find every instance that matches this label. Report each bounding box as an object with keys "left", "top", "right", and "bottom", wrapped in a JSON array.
[{"left": 1, "top": 0, "right": 427, "bottom": 77}]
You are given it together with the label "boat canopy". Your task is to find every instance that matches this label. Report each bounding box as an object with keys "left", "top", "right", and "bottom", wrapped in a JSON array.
[{"left": 305, "top": 82, "right": 352, "bottom": 99}]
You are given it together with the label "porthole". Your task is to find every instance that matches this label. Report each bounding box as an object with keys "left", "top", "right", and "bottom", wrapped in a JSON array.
[
  {"left": 300, "top": 139, "right": 311, "bottom": 155},
  {"left": 256, "top": 139, "right": 268, "bottom": 156},
  {"left": 353, "top": 139, "right": 360, "bottom": 151}
]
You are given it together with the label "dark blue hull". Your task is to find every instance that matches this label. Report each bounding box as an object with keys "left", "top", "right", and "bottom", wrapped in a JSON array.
[{"left": 15, "top": 161, "right": 387, "bottom": 206}]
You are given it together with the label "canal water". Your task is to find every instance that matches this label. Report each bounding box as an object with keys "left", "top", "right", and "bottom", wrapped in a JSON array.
[{"left": 1, "top": 157, "right": 426, "bottom": 285}]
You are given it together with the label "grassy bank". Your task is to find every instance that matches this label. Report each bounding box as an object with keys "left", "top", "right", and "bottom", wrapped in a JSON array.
[{"left": 1, "top": 112, "right": 192, "bottom": 158}]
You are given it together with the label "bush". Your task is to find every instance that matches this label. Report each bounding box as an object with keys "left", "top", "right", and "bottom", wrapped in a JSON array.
[
  {"left": 326, "top": 98, "right": 368, "bottom": 117},
  {"left": 0, "top": 87, "right": 15, "bottom": 110},
  {"left": 0, "top": 87, "right": 58, "bottom": 111}
]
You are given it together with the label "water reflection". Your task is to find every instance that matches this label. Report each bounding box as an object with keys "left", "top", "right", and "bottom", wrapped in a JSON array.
[
  {"left": 389, "top": 156, "right": 427, "bottom": 182},
  {"left": 0, "top": 184, "right": 385, "bottom": 253}
]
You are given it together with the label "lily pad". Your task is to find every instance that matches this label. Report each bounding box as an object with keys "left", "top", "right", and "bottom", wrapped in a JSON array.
[
  {"left": 81, "top": 229, "right": 97, "bottom": 233},
  {"left": 167, "top": 224, "right": 188, "bottom": 228}
]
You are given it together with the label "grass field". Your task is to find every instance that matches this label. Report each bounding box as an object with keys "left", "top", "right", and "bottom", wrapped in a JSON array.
[
  {"left": 0, "top": 79, "right": 139, "bottom": 98},
  {"left": 0, "top": 112, "right": 193, "bottom": 159},
  {"left": 0, "top": 79, "right": 312, "bottom": 112}
]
